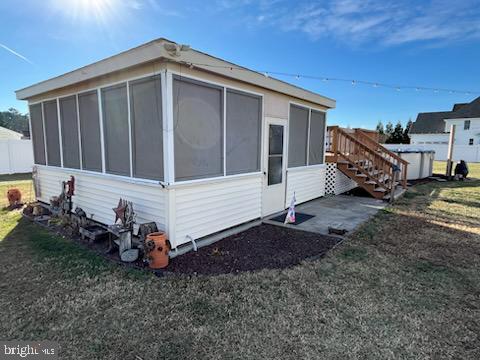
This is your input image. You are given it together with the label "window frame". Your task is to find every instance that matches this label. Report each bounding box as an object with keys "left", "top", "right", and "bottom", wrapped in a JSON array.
[
  {"left": 225, "top": 88, "right": 263, "bottom": 176},
  {"left": 58, "top": 94, "right": 81, "bottom": 170},
  {"left": 28, "top": 102, "right": 47, "bottom": 165},
  {"left": 167, "top": 70, "right": 264, "bottom": 185},
  {"left": 464, "top": 120, "right": 471, "bottom": 130},
  {"left": 287, "top": 101, "right": 327, "bottom": 170},
  {"left": 27, "top": 71, "right": 168, "bottom": 185},
  {"left": 27, "top": 69, "right": 268, "bottom": 186}
]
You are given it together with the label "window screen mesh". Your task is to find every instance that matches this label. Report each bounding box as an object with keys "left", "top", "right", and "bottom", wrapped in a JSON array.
[
  {"left": 129, "top": 76, "right": 164, "bottom": 180},
  {"left": 102, "top": 84, "right": 130, "bottom": 176},
  {"left": 226, "top": 89, "right": 261, "bottom": 175},
  {"left": 173, "top": 76, "right": 223, "bottom": 181},
  {"left": 29, "top": 103, "right": 46, "bottom": 165},
  {"left": 308, "top": 110, "right": 326, "bottom": 165},
  {"left": 288, "top": 105, "right": 309, "bottom": 167},
  {"left": 59, "top": 96, "right": 80, "bottom": 169},
  {"left": 78, "top": 91, "right": 102, "bottom": 172},
  {"left": 43, "top": 100, "right": 61, "bottom": 166}
]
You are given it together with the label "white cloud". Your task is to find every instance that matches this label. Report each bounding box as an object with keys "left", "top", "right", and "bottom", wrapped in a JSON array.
[{"left": 227, "top": 0, "right": 480, "bottom": 46}]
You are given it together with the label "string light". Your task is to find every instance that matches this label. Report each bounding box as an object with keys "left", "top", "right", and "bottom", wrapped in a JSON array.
[{"left": 181, "top": 61, "right": 479, "bottom": 95}]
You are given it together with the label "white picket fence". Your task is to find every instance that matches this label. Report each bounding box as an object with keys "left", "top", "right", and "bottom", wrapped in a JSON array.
[
  {"left": 384, "top": 143, "right": 480, "bottom": 163},
  {"left": 0, "top": 139, "right": 34, "bottom": 175}
]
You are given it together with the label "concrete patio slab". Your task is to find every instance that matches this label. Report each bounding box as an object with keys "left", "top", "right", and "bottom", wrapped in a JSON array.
[{"left": 264, "top": 195, "right": 386, "bottom": 236}]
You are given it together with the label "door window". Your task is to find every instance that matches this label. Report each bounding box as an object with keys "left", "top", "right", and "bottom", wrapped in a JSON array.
[{"left": 268, "top": 124, "right": 284, "bottom": 185}]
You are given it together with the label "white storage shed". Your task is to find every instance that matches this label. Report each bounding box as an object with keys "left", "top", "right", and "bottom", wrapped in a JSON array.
[{"left": 15, "top": 38, "right": 335, "bottom": 250}]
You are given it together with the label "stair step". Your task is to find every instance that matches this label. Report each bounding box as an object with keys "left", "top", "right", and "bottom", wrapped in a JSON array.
[
  {"left": 356, "top": 173, "right": 367, "bottom": 178},
  {"left": 374, "top": 187, "right": 386, "bottom": 192}
]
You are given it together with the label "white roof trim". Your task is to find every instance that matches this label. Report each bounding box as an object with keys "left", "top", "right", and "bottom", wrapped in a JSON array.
[
  {"left": 15, "top": 38, "right": 335, "bottom": 108},
  {"left": 0, "top": 126, "right": 23, "bottom": 139}
]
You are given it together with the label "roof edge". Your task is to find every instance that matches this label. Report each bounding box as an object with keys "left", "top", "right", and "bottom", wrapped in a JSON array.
[{"left": 15, "top": 38, "right": 335, "bottom": 109}]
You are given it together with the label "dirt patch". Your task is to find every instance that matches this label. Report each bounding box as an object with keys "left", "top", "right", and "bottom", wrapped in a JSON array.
[
  {"left": 166, "top": 224, "right": 341, "bottom": 275},
  {"left": 22, "top": 212, "right": 340, "bottom": 276}
]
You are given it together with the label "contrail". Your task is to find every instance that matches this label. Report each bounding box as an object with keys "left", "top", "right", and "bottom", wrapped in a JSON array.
[{"left": 0, "top": 43, "right": 33, "bottom": 64}]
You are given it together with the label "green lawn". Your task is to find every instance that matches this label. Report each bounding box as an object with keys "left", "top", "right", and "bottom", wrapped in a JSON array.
[
  {"left": 0, "top": 172, "right": 34, "bottom": 209},
  {"left": 433, "top": 160, "right": 480, "bottom": 178},
  {"left": 0, "top": 174, "right": 479, "bottom": 359}
]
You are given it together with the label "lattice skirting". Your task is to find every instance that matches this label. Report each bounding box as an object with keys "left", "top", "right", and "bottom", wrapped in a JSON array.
[{"left": 325, "top": 162, "right": 358, "bottom": 195}]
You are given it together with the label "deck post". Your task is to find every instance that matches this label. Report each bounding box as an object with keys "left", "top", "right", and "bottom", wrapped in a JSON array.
[{"left": 446, "top": 124, "right": 455, "bottom": 179}]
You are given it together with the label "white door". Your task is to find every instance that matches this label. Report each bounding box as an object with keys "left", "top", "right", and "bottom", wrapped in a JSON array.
[{"left": 262, "top": 117, "right": 287, "bottom": 216}]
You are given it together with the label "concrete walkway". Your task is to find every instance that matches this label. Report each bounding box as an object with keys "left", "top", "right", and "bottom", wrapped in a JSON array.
[{"left": 264, "top": 195, "right": 386, "bottom": 236}]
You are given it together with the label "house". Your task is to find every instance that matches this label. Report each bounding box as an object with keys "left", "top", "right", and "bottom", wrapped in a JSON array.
[
  {"left": 0, "top": 126, "right": 23, "bottom": 140},
  {"left": 407, "top": 97, "right": 480, "bottom": 162},
  {"left": 16, "top": 38, "right": 409, "bottom": 251},
  {"left": 15, "top": 38, "right": 339, "bottom": 250}
]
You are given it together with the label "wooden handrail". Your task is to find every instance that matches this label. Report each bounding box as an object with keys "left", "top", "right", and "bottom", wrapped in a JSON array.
[
  {"left": 333, "top": 127, "right": 396, "bottom": 192},
  {"left": 356, "top": 130, "right": 408, "bottom": 166},
  {"left": 328, "top": 126, "right": 408, "bottom": 192},
  {"left": 355, "top": 130, "right": 408, "bottom": 189},
  {"left": 327, "top": 126, "right": 408, "bottom": 190}
]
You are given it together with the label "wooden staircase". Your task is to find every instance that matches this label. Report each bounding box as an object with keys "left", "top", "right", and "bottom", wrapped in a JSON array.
[{"left": 326, "top": 126, "right": 408, "bottom": 201}]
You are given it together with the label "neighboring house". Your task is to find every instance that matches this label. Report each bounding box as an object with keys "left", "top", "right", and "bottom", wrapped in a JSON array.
[
  {"left": 15, "top": 38, "right": 336, "bottom": 250},
  {"left": 0, "top": 126, "right": 23, "bottom": 140},
  {"left": 0, "top": 126, "right": 34, "bottom": 174},
  {"left": 410, "top": 97, "right": 480, "bottom": 146},
  {"left": 406, "top": 97, "right": 480, "bottom": 162}
]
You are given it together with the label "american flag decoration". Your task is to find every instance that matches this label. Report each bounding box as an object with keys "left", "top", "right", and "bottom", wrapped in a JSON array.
[{"left": 284, "top": 193, "right": 296, "bottom": 224}]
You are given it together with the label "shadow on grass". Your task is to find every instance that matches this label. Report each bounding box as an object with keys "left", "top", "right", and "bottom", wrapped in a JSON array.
[
  {"left": 348, "top": 180, "right": 480, "bottom": 292},
  {"left": 0, "top": 214, "right": 149, "bottom": 280}
]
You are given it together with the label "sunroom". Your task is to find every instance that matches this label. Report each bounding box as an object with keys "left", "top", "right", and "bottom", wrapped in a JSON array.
[{"left": 16, "top": 38, "right": 336, "bottom": 250}]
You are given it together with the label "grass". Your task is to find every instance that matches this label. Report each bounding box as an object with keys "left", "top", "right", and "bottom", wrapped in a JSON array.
[
  {"left": 0, "top": 172, "right": 34, "bottom": 208},
  {"left": 0, "top": 173, "right": 479, "bottom": 359}
]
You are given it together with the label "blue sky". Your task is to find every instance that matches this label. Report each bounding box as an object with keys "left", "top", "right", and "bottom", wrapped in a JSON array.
[{"left": 1, "top": 0, "right": 479, "bottom": 129}]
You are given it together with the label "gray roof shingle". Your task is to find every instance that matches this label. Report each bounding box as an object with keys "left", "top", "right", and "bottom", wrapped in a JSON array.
[
  {"left": 410, "top": 96, "right": 480, "bottom": 134},
  {"left": 410, "top": 112, "right": 451, "bottom": 134}
]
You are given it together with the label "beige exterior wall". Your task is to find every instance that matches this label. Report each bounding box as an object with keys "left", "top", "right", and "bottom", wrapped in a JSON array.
[
  {"left": 166, "top": 62, "right": 328, "bottom": 119},
  {"left": 27, "top": 59, "right": 330, "bottom": 113},
  {"left": 27, "top": 61, "right": 167, "bottom": 104}
]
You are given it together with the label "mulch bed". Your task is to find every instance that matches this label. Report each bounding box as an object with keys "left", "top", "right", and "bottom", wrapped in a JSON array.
[
  {"left": 21, "top": 207, "right": 341, "bottom": 276},
  {"left": 165, "top": 224, "right": 341, "bottom": 275}
]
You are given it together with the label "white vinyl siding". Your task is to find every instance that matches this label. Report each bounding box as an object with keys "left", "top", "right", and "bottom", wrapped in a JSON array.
[
  {"left": 172, "top": 175, "right": 262, "bottom": 248},
  {"left": 35, "top": 166, "right": 166, "bottom": 228},
  {"left": 286, "top": 166, "right": 326, "bottom": 206}
]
